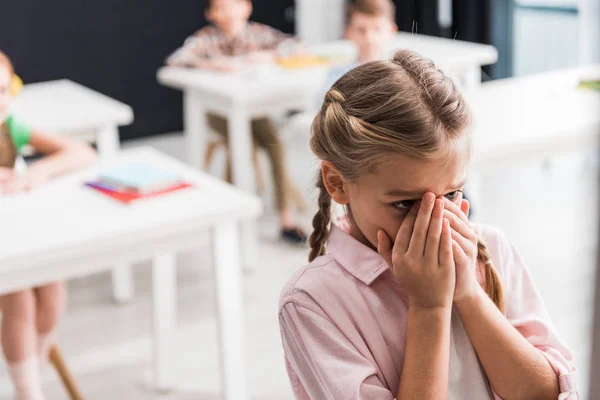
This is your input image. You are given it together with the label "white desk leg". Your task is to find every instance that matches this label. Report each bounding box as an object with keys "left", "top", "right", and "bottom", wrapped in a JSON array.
[
  {"left": 184, "top": 90, "right": 207, "bottom": 170},
  {"left": 463, "top": 65, "right": 482, "bottom": 91},
  {"left": 152, "top": 252, "right": 177, "bottom": 393},
  {"left": 228, "top": 106, "right": 258, "bottom": 268},
  {"left": 213, "top": 220, "right": 247, "bottom": 400},
  {"left": 97, "top": 125, "right": 135, "bottom": 304}
]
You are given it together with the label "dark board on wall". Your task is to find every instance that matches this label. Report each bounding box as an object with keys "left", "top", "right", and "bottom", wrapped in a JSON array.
[
  {"left": 392, "top": 0, "right": 508, "bottom": 79},
  {"left": 0, "top": 0, "right": 295, "bottom": 141}
]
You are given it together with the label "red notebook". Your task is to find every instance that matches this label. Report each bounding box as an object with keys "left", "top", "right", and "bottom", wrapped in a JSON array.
[{"left": 86, "top": 181, "right": 192, "bottom": 204}]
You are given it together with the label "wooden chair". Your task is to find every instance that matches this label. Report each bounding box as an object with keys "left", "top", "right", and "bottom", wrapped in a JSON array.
[
  {"left": 48, "top": 345, "right": 84, "bottom": 400},
  {"left": 0, "top": 306, "right": 84, "bottom": 399}
]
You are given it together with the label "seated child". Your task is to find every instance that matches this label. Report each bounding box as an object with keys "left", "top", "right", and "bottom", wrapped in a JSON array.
[
  {"left": 319, "top": 0, "right": 398, "bottom": 102},
  {"left": 167, "top": 0, "right": 307, "bottom": 244},
  {"left": 0, "top": 50, "right": 96, "bottom": 400}
]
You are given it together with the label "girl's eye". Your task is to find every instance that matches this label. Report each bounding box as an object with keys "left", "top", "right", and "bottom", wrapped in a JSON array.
[
  {"left": 444, "top": 190, "right": 462, "bottom": 201},
  {"left": 392, "top": 200, "right": 415, "bottom": 210}
]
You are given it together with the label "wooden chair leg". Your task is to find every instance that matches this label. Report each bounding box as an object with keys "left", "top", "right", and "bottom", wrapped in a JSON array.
[
  {"left": 252, "top": 148, "right": 266, "bottom": 194},
  {"left": 204, "top": 139, "right": 222, "bottom": 172},
  {"left": 224, "top": 147, "right": 233, "bottom": 184},
  {"left": 49, "top": 345, "right": 84, "bottom": 400}
]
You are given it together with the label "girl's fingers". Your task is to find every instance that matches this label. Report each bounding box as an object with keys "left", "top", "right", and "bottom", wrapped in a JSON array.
[
  {"left": 408, "top": 193, "right": 436, "bottom": 255},
  {"left": 443, "top": 198, "right": 470, "bottom": 225},
  {"left": 451, "top": 229, "right": 476, "bottom": 256},
  {"left": 443, "top": 209, "right": 477, "bottom": 242},
  {"left": 377, "top": 230, "right": 393, "bottom": 267},
  {"left": 452, "top": 240, "right": 468, "bottom": 262},
  {"left": 460, "top": 199, "right": 470, "bottom": 218},
  {"left": 424, "top": 199, "right": 444, "bottom": 260},
  {"left": 439, "top": 218, "right": 453, "bottom": 266},
  {"left": 395, "top": 201, "right": 419, "bottom": 252}
]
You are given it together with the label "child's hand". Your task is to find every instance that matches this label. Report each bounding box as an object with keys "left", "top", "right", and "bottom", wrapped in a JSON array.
[
  {"left": 0, "top": 167, "right": 14, "bottom": 184},
  {"left": 1, "top": 170, "right": 49, "bottom": 194},
  {"left": 442, "top": 198, "right": 481, "bottom": 305},
  {"left": 377, "top": 193, "right": 455, "bottom": 309}
]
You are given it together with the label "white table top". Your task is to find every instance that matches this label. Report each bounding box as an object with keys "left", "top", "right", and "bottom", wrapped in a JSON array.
[
  {"left": 158, "top": 35, "right": 497, "bottom": 104},
  {"left": 467, "top": 64, "right": 600, "bottom": 168},
  {"left": 390, "top": 32, "right": 498, "bottom": 70},
  {"left": 12, "top": 79, "right": 134, "bottom": 134},
  {"left": 158, "top": 64, "right": 329, "bottom": 106},
  {"left": 0, "top": 147, "right": 261, "bottom": 274}
]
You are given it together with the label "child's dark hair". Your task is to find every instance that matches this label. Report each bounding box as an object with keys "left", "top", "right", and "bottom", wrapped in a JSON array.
[
  {"left": 346, "top": 0, "right": 396, "bottom": 24},
  {"left": 309, "top": 49, "right": 504, "bottom": 312}
]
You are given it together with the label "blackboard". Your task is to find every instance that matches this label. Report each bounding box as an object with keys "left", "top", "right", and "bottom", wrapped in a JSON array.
[{"left": 0, "top": 0, "right": 295, "bottom": 141}]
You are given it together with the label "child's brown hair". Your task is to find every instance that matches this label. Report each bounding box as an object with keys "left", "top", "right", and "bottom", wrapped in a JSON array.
[
  {"left": 309, "top": 49, "right": 504, "bottom": 311},
  {"left": 346, "top": 0, "right": 396, "bottom": 24}
]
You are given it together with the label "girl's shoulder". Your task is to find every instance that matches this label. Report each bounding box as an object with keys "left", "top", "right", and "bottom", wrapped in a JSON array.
[{"left": 279, "top": 254, "right": 349, "bottom": 315}]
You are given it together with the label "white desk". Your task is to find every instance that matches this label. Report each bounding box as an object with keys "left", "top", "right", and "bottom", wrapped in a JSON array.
[
  {"left": 13, "top": 79, "right": 133, "bottom": 152},
  {"left": 466, "top": 64, "right": 600, "bottom": 216},
  {"left": 0, "top": 147, "right": 261, "bottom": 400},
  {"left": 390, "top": 32, "right": 499, "bottom": 90},
  {"left": 158, "top": 65, "right": 327, "bottom": 266},
  {"left": 11, "top": 79, "right": 136, "bottom": 304}
]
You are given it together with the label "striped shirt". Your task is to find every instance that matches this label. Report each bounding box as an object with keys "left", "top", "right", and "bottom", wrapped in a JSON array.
[{"left": 167, "top": 22, "right": 293, "bottom": 66}]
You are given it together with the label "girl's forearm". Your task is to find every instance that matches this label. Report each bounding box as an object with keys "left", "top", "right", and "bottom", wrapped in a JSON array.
[
  {"left": 29, "top": 143, "right": 96, "bottom": 179},
  {"left": 397, "top": 305, "right": 452, "bottom": 400},
  {"left": 455, "top": 289, "right": 559, "bottom": 400}
]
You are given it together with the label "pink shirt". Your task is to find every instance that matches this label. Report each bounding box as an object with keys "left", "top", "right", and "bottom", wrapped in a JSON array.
[{"left": 279, "top": 223, "right": 578, "bottom": 399}]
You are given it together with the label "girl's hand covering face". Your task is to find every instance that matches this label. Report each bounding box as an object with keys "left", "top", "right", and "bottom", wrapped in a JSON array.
[
  {"left": 377, "top": 192, "right": 456, "bottom": 309},
  {"left": 442, "top": 198, "right": 481, "bottom": 304}
]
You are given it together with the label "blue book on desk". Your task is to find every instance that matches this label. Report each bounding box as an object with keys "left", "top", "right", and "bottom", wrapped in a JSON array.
[{"left": 99, "top": 163, "right": 183, "bottom": 195}]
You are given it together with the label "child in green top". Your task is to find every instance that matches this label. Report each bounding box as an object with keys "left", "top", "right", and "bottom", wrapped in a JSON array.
[{"left": 0, "top": 50, "right": 96, "bottom": 400}]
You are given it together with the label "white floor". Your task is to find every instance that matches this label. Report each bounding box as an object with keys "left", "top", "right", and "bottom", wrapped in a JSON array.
[{"left": 0, "top": 131, "right": 597, "bottom": 399}]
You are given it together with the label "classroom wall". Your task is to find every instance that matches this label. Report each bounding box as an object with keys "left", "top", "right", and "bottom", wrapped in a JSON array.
[
  {"left": 0, "top": 0, "right": 294, "bottom": 141},
  {"left": 513, "top": 6, "right": 579, "bottom": 76}
]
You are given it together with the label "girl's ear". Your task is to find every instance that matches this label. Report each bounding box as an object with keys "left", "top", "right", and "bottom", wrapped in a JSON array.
[{"left": 322, "top": 161, "right": 350, "bottom": 205}]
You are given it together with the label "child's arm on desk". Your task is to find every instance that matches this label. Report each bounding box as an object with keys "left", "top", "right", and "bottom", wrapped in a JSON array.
[{"left": 2, "top": 130, "right": 96, "bottom": 193}]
